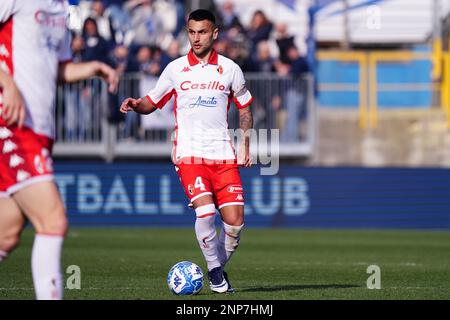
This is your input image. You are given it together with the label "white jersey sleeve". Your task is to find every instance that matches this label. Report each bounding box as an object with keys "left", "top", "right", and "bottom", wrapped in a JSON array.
[
  {"left": 0, "top": 0, "right": 16, "bottom": 23},
  {"left": 146, "top": 64, "right": 175, "bottom": 109},
  {"left": 231, "top": 63, "right": 253, "bottom": 109},
  {"left": 58, "top": 29, "right": 72, "bottom": 62}
]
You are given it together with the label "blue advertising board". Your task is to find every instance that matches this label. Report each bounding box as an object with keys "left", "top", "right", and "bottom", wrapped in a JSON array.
[{"left": 54, "top": 163, "right": 450, "bottom": 229}]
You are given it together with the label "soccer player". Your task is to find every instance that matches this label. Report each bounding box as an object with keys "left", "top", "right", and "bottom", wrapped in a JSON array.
[
  {"left": 0, "top": 0, "right": 118, "bottom": 300},
  {"left": 120, "top": 9, "right": 253, "bottom": 293}
]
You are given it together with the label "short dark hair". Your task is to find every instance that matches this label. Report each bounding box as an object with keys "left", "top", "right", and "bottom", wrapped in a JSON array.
[{"left": 188, "top": 9, "right": 216, "bottom": 26}]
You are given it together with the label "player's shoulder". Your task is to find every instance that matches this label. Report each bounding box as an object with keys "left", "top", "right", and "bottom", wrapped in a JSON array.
[
  {"left": 162, "top": 55, "right": 191, "bottom": 74},
  {"left": 170, "top": 55, "right": 189, "bottom": 68},
  {"left": 217, "top": 54, "right": 241, "bottom": 70}
]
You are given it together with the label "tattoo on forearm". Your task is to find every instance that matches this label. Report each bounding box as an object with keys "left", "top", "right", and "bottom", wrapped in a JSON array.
[{"left": 239, "top": 110, "right": 253, "bottom": 133}]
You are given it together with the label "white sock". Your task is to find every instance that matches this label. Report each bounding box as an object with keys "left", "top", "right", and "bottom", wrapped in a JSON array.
[
  {"left": 218, "top": 222, "right": 244, "bottom": 267},
  {"left": 32, "top": 234, "right": 64, "bottom": 300},
  {"left": 0, "top": 250, "right": 7, "bottom": 262},
  {"left": 195, "top": 204, "right": 221, "bottom": 271}
]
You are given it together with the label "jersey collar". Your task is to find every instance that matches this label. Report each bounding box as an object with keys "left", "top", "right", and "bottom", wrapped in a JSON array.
[{"left": 187, "top": 49, "right": 218, "bottom": 66}]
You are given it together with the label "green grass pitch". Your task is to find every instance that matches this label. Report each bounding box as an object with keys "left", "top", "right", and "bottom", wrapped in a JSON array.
[{"left": 1, "top": 228, "right": 449, "bottom": 300}]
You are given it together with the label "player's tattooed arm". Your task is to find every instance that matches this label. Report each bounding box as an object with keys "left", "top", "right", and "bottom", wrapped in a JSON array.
[
  {"left": 238, "top": 106, "right": 253, "bottom": 167},
  {"left": 0, "top": 68, "right": 26, "bottom": 127},
  {"left": 119, "top": 97, "right": 158, "bottom": 115}
]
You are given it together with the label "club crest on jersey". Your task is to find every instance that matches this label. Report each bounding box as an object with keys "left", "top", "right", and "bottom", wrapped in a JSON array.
[
  {"left": 217, "top": 65, "right": 223, "bottom": 74},
  {"left": 188, "top": 184, "right": 194, "bottom": 195}
]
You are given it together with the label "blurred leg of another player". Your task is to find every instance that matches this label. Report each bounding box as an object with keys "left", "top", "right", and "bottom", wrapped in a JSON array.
[{"left": 0, "top": 181, "right": 67, "bottom": 299}]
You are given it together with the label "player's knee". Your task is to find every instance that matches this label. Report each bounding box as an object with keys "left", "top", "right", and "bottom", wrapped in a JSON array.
[
  {"left": 33, "top": 200, "right": 68, "bottom": 235},
  {"left": 42, "top": 216, "right": 68, "bottom": 235},
  {"left": 0, "top": 233, "right": 21, "bottom": 254}
]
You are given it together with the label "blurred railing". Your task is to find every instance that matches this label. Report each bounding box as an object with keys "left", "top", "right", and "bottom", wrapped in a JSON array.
[{"left": 54, "top": 73, "right": 317, "bottom": 161}]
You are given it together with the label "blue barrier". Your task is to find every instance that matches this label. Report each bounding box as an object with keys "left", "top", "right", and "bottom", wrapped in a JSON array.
[
  {"left": 54, "top": 163, "right": 450, "bottom": 229},
  {"left": 318, "top": 59, "right": 432, "bottom": 108}
]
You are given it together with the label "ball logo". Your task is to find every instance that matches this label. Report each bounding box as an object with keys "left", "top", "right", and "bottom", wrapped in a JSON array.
[{"left": 227, "top": 185, "right": 243, "bottom": 193}]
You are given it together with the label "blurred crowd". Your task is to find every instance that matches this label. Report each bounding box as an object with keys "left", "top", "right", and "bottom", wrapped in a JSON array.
[{"left": 63, "top": 0, "right": 310, "bottom": 142}]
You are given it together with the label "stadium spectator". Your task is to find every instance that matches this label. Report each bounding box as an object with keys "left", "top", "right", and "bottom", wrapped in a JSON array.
[
  {"left": 64, "top": 34, "right": 88, "bottom": 141},
  {"left": 249, "top": 41, "right": 276, "bottom": 73},
  {"left": 108, "top": 44, "right": 140, "bottom": 125},
  {"left": 160, "top": 39, "right": 182, "bottom": 70},
  {"left": 0, "top": 0, "right": 118, "bottom": 300},
  {"left": 217, "top": 1, "right": 244, "bottom": 37},
  {"left": 246, "top": 10, "right": 273, "bottom": 58},
  {"left": 119, "top": 9, "right": 253, "bottom": 294},
  {"left": 89, "top": 0, "right": 118, "bottom": 48},
  {"left": 124, "top": 0, "right": 172, "bottom": 49},
  {"left": 281, "top": 45, "right": 310, "bottom": 142},
  {"left": 271, "top": 22, "right": 298, "bottom": 64},
  {"left": 81, "top": 17, "right": 111, "bottom": 64}
]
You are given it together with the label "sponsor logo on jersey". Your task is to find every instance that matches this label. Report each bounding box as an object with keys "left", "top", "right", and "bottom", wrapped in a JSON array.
[
  {"left": 180, "top": 81, "right": 226, "bottom": 91},
  {"left": 34, "top": 10, "right": 66, "bottom": 28},
  {"left": 188, "top": 96, "right": 218, "bottom": 108},
  {"left": 227, "top": 185, "right": 243, "bottom": 193}
]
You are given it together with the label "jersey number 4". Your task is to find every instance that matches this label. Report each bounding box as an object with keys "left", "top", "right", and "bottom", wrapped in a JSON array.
[{"left": 194, "top": 177, "right": 206, "bottom": 191}]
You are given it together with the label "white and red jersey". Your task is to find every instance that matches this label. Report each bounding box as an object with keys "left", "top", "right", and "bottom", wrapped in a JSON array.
[
  {"left": 0, "top": 0, "right": 71, "bottom": 139},
  {"left": 146, "top": 49, "right": 253, "bottom": 162}
]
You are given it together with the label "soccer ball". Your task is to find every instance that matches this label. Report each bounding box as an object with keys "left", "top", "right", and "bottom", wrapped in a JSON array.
[{"left": 167, "top": 261, "right": 204, "bottom": 295}]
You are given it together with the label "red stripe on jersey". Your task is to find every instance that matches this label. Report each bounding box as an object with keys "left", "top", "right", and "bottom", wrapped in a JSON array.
[
  {"left": 147, "top": 89, "right": 175, "bottom": 109},
  {"left": 234, "top": 96, "right": 254, "bottom": 109},
  {"left": 172, "top": 90, "right": 178, "bottom": 163}
]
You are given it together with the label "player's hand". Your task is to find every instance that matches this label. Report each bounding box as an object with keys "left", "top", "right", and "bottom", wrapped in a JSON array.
[
  {"left": 1, "top": 80, "right": 26, "bottom": 128},
  {"left": 237, "top": 145, "right": 252, "bottom": 167},
  {"left": 120, "top": 97, "right": 143, "bottom": 114},
  {"left": 98, "top": 62, "right": 119, "bottom": 93}
]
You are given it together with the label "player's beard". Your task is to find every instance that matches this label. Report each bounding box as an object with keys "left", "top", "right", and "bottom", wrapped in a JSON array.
[{"left": 192, "top": 42, "right": 213, "bottom": 59}]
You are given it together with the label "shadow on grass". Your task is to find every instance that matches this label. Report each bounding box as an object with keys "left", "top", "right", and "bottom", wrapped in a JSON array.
[{"left": 240, "top": 284, "right": 360, "bottom": 293}]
